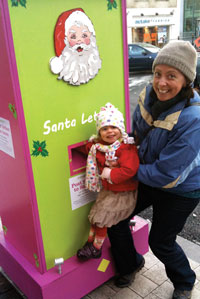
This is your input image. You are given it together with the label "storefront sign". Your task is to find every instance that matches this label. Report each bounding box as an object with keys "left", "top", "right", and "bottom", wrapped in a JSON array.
[{"left": 129, "top": 15, "right": 174, "bottom": 27}]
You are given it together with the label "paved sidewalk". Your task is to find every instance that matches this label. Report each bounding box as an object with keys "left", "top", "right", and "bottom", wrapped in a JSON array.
[
  {"left": 1, "top": 236, "right": 200, "bottom": 298},
  {"left": 84, "top": 240, "right": 200, "bottom": 299}
]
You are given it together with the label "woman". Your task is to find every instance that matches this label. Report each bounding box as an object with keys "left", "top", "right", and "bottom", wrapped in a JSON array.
[{"left": 108, "top": 40, "right": 200, "bottom": 299}]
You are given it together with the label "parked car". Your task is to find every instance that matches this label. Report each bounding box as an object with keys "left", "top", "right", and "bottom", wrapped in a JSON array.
[{"left": 128, "top": 42, "right": 160, "bottom": 72}]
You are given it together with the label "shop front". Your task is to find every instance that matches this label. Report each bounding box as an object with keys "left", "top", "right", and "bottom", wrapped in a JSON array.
[
  {"left": 132, "top": 25, "right": 168, "bottom": 47},
  {"left": 127, "top": 13, "right": 176, "bottom": 47}
]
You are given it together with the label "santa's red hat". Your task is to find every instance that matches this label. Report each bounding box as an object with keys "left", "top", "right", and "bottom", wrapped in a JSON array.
[{"left": 54, "top": 8, "right": 96, "bottom": 57}]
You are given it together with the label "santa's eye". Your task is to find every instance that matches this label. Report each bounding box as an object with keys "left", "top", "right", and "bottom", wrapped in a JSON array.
[
  {"left": 70, "top": 34, "right": 76, "bottom": 39},
  {"left": 82, "top": 33, "right": 88, "bottom": 38}
]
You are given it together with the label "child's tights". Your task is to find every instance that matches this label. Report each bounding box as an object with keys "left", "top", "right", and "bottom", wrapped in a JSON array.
[{"left": 88, "top": 224, "right": 107, "bottom": 250}]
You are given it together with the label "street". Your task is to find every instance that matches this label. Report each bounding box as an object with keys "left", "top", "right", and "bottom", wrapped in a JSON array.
[
  {"left": 129, "top": 72, "right": 153, "bottom": 126},
  {"left": 129, "top": 72, "right": 200, "bottom": 246}
]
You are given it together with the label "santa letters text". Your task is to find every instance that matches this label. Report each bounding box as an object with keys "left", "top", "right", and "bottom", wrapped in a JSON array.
[{"left": 43, "top": 111, "right": 98, "bottom": 135}]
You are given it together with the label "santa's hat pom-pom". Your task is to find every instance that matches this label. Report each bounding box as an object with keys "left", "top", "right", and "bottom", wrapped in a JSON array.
[{"left": 50, "top": 56, "right": 63, "bottom": 74}]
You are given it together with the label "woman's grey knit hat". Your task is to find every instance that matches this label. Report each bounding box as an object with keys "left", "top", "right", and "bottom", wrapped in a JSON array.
[{"left": 152, "top": 40, "right": 197, "bottom": 82}]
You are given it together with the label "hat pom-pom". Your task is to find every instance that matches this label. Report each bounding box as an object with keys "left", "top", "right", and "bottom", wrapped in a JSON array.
[{"left": 49, "top": 56, "right": 63, "bottom": 74}]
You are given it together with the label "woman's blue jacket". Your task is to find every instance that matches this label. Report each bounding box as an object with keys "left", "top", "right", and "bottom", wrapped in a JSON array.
[{"left": 132, "top": 84, "right": 200, "bottom": 194}]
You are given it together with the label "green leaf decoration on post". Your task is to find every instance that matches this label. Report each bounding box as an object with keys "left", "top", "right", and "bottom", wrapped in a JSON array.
[
  {"left": 20, "top": 0, "right": 26, "bottom": 7},
  {"left": 8, "top": 103, "right": 17, "bottom": 119},
  {"left": 107, "top": 0, "right": 117, "bottom": 10},
  {"left": 11, "top": 0, "right": 19, "bottom": 6},
  {"left": 31, "top": 140, "right": 49, "bottom": 157},
  {"left": 11, "top": 0, "right": 27, "bottom": 8},
  {"left": 3, "top": 225, "right": 8, "bottom": 235},
  {"left": 33, "top": 253, "right": 40, "bottom": 268}
]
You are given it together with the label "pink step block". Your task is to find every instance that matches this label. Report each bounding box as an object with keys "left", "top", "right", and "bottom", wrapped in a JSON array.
[
  {"left": 0, "top": 216, "right": 149, "bottom": 299},
  {"left": 131, "top": 215, "right": 149, "bottom": 255}
]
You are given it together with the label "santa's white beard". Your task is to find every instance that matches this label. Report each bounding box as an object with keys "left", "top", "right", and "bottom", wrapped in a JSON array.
[{"left": 50, "top": 36, "right": 102, "bottom": 86}]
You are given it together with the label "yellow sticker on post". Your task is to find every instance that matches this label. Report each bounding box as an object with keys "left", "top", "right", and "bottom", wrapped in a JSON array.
[{"left": 97, "top": 259, "right": 110, "bottom": 272}]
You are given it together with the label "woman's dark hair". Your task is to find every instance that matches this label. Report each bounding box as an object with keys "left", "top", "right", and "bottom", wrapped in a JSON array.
[{"left": 181, "top": 80, "right": 194, "bottom": 106}]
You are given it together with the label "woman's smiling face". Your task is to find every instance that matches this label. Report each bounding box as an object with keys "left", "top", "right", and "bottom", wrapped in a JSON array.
[{"left": 153, "top": 64, "right": 187, "bottom": 101}]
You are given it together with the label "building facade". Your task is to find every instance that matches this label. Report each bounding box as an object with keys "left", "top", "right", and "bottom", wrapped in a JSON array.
[
  {"left": 182, "top": 0, "right": 200, "bottom": 42},
  {"left": 126, "top": 0, "right": 182, "bottom": 46}
]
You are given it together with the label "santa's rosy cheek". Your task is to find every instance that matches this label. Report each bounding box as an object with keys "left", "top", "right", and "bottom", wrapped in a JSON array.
[
  {"left": 69, "top": 40, "right": 77, "bottom": 47},
  {"left": 84, "top": 38, "right": 91, "bottom": 45}
]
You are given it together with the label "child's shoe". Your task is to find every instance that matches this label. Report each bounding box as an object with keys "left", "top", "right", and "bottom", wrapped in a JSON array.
[{"left": 77, "top": 242, "right": 102, "bottom": 260}]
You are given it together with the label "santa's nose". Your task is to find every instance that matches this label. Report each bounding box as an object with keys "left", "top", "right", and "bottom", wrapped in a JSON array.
[{"left": 77, "top": 39, "right": 82, "bottom": 44}]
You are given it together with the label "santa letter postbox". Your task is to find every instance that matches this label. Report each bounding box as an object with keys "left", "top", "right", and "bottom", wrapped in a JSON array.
[{"left": 0, "top": 1, "right": 149, "bottom": 298}]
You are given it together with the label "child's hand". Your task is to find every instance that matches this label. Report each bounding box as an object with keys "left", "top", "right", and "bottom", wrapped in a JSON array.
[{"left": 101, "top": 167, "right": 111, "bottom": 180}]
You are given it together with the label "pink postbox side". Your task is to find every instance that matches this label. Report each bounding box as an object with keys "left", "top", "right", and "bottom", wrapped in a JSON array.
[{"left": 0, "top": 0, "right": 46, "bottom": 273}]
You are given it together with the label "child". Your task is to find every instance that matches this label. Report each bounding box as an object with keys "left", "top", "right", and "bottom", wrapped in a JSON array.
[{"left": 77, "top": 103, "right": 139, "bottom": 260}]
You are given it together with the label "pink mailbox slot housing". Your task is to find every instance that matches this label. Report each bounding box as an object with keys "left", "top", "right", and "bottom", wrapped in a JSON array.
[{"left": 68, "top": 141, "right": 88, "bottom": 176}]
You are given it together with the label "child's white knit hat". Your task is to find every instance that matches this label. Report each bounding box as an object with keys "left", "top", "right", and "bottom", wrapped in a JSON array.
[{"left": 96, "top": 103, "right": 128, "bottom": 138}]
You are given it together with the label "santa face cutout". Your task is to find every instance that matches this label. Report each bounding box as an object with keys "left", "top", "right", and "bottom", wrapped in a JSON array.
[
  {"left": 67, "top": 25, "right": 92, "bottom": 49},
  {"left": 50, "top": 9, "right": 102, "bottom": 86}
]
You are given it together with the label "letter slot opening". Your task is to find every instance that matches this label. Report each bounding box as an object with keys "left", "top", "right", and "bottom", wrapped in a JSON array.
[{"left": 68, "top": 141, "right": 87, "bottom": 176}]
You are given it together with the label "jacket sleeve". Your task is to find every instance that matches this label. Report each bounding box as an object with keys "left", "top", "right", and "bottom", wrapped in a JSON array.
[
  {"left": 110, "top": 145, "right": 139, "bottom": 184},
  {"left": 137, "top": 111, "right": 200, "bottom": 189}
]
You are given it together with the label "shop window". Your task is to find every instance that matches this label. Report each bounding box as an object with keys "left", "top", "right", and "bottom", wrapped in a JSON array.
[
  {"left": 143, "top": 33, "right": 151, "bottom": 43},
  {"left": 186, "top": 18, "right": 193, "bottom": 32}
]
